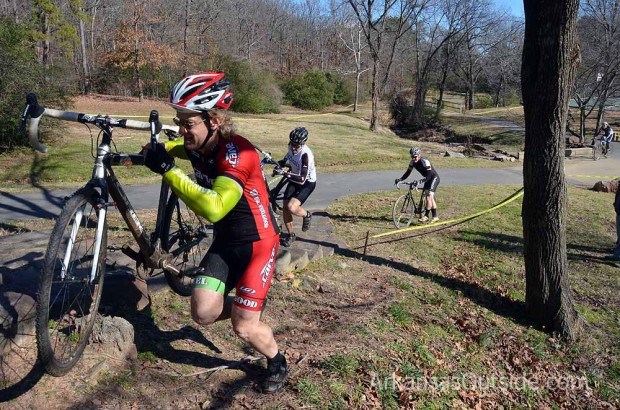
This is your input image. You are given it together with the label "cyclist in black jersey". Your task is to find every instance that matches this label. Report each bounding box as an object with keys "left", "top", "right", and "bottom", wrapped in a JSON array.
[{"left": 394, "top": 147, "right": 440, "bottom": 222}]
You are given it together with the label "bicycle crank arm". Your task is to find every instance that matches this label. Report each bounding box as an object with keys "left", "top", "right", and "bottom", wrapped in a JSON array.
[{"left": 160, "top": 262, "right": 204, "bottom": 278}]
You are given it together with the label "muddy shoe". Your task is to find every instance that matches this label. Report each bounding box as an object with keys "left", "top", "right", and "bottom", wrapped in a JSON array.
[
  {"left": 262, "top": 355, "right": 289, "bottom": 394},
  {"left": 302, "top": 212, "right": 312, "bottom": 232},
  {"left": 418, "top": 215, "right": 429, "bottom": 223},
  {"left": 280, "top": 233, "right": 296, "bottom": 247}
]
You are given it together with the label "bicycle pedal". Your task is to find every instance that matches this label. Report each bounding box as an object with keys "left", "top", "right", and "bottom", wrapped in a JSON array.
[{"left": 121, "top": 244, "right": 141, "bottom": 262}]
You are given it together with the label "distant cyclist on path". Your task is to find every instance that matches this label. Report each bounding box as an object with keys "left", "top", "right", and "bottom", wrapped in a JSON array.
[
  {"left": 394, "top": 147, "right": 440, "bottom": 223},
  {"left": 593, "top": 122, "right": 615, "bottom": 156},
  {"left": 142, "top": 72, "right": 288, "bottom": 393}
]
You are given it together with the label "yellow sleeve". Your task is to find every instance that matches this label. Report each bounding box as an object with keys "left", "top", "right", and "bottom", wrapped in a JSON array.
[
  {"left": 163, "top": 167, "right": 242, "bottom": 222},
  {"left": 164, "top": 139, "right": 189, "bottom": 160}
]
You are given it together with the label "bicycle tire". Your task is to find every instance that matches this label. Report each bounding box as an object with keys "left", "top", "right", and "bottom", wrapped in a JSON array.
[
  {"left": 36, "top": 188, "right": 107, "bottom": 376},
  {"left": 416, "top": 192, "right": 428, "bottom": 219},
  {"left": 392, "top": 193, "right": 415, "bottom": 228},
  {"left": 161, "top": 192, "right": 213, "bottom": 297},
  {"left": 268, "top": 177, "right": 287, "bottom": 216},
  {"left": 593, "top": 142, "right": 602, "bottom": 160}
]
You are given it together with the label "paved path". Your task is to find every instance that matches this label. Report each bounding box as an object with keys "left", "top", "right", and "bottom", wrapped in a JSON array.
[{"left": 0, "top": 167, "right": 524, "bottom": 223}]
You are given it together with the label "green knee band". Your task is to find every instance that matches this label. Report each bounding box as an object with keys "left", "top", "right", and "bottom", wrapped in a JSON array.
[{"left": 194, "top": 276, "right": 225, "bottom": 294}]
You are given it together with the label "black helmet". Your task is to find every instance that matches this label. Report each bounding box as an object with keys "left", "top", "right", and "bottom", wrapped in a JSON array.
[
  {"left": 289, "top": 127, "right": 309, "bottom": 145},
  {"left": 409, "top": 147, "right": 421, "bottom": 157}
]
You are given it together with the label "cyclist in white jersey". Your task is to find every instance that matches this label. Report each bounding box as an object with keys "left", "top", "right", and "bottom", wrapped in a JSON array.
[{"left": 273, "top": 127, "right": 317, "bottom": 247}]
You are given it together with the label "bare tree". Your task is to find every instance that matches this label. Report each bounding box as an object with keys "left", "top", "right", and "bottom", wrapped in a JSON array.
[
  {"left": 409, "top": 0, "right": 465, "bottom": 128},
  {"left": 453, "top": 1, "right": 506, "bottom": 110},
  {"left": 571, "top": 0, "right": 620, "bottom": 142},
  {"left": 347, "top": 0, "right": 422, "bottom": 131},
  {"left": 481, "top": 20, "right": 523, "bottom": 107},
  {"left": 521, "top": 0, "right": 581, "bottom": 339},
  {"left": 339, "top": 21, "right": 369, "bottom": 111}
]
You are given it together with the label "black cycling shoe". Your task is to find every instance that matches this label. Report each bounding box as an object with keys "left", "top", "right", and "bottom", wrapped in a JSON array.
[
  {"left": 302, "top": 212, "right": 312, "bottom": 232},
  {"left": 280, "top": 233, "right": 296, "bottom": 247},
  {"left": 262, "top": 355, "right": 289, "bottom": 394}
]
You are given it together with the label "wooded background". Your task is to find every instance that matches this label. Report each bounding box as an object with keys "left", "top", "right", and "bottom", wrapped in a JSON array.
[{"left": 0, "top": 0, "right": 618, "bottom": 147}]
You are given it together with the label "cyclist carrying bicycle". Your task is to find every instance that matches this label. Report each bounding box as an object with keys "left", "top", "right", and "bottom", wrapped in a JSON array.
[
  {"left": 394, "top": 147, "right": 440, "bottom": 222},
  {"left": 593, "top": 122, "right": 615, "bottom": 156},
  {"left": 142, "top": 72, "right": 288, "bottom": 393},
  {"left": 273, "top": 127, "right": 317, "bottom": 247}
]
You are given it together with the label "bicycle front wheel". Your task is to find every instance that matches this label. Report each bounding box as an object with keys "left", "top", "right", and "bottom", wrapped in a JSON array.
[
  {"left": 162, "top": 193, "right": 213, "bottom": 297},
  {"left": 393, "top": 194, "right": 415, "bottom": 228},
  {"left": 37, "top": 188, "right": 107, "bottom": 376},
  {"left": 593, "top": 142, "right": 602, "bottom": 160}
]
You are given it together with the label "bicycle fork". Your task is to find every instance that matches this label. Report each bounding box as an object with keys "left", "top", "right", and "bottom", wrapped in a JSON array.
[{"left": 60, "top": 205, "right": 107, "bottom": 283}]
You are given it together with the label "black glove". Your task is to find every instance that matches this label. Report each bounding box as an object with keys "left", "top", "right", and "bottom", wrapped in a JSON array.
[
  {"left": 417, "top": 179, "right": 425, "bottom": 186},
  {"left": 144, "top": 143, "right": 175, "bottom": 175},
  {"left": 273, "top": 167, "right": 285, "bottom": 177},
  {"left": 394, "top": 178, "right": 401, "bottom": 185}
]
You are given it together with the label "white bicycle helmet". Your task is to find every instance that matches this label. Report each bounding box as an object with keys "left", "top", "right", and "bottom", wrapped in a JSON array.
[{"left": 168, "top": 72, "right": 233, "bottom": 113}]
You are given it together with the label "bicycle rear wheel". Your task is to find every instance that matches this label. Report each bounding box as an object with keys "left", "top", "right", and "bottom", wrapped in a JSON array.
[
  {"left": 36, "top": 188, "right": 107, "bottom": 376},
  {"left": 162, "top": 193, "right": 213, "bottom": 297},
  {"left": 393, "top": 194, "right": 415, "bottom": 228}
]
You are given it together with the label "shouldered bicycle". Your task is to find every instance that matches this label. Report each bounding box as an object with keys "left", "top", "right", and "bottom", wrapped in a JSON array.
[
  {"left": 20, "top": 93, "right": 212, "bottom": 376},
  {"left": 392, "top": 180, "right": 427, "bottom": 228},
  {"left": 255, "top": 147, "right": 288, "bottom": 216}
]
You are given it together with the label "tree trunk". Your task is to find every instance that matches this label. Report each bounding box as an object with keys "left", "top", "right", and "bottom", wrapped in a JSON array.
[
  {"left": 12, "top": 0, "right": 18, "bottom": 23},
  {"left": 133, "top": 0, "right": 143, "bottom": 102},
  {"left": 494, "top": 76, "right": 504, "bottom": 107},
  {"left": 369, "top": 58, "right": 380, "bottom": 131},
  {"left": 521, "top": 0, "right": 581, "bottom": 339},
  {"left": 79, "top": 18, "right": 90, "bottom": 94},
  {"left": 580, "top": 106, "right": 586, "bottom": 144},
  {"left": 182, "top": 0, "right": 190, "bottom": 75},
  {"left": 435, "top": 55, "right": 450, "bottom": 119},
  {"left": 412, "top": 81, "right": 427, "bottom": 129},
  {"left": 354, "top": 70, "right": 361, "bottom": 112}
]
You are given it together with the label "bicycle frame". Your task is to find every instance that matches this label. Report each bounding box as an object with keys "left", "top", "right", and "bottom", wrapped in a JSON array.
[
  {"left": 400, "top": 182, "right": 425, "bottom": 214},
  {"left": 23, "top": 94, "right": 184, "bottom": 278}
]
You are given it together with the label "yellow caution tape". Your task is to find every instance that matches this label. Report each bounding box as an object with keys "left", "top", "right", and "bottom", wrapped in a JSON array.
[
  {"left": 567, "top": 175, "right": 619, "bottom": 179},
  {"left": 370, "top": 187, "right": 524, "bottom": 239}
]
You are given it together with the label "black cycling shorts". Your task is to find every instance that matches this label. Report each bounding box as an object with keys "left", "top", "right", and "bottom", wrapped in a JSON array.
[
  {"left": 195, "top": 235, "right": 279, "bottom": 312},
  {"left": 284, "top": 181, "right": 316, "bottom": 205},
  {"left": 423, "top": 175, "right": 440, "bottom": 193}
]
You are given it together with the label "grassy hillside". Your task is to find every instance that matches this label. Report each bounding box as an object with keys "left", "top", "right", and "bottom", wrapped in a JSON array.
[{"left": 0, "top": 95, "right": 516, "bottom": 193}]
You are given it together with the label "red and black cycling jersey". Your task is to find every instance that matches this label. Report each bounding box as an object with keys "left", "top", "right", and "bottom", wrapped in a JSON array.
[{"left": 184, "top": 134, "right": 279, "bottom": 245}]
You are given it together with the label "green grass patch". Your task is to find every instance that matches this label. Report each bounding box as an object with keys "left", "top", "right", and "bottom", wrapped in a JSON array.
[
  {"left": 2, "top": 98, "right": 518, "bottom": 193},
  {"left": 324, "top": 183, "right": 619, "bottom": 407},
  {"left": 295, "top": 377, "right": 322, "bottom": 407},
  {"left": 321, "top": 353, "right": 360, "bottom": 378}
]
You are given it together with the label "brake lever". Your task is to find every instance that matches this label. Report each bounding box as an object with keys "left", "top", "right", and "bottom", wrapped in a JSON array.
[
  {"left": 149, "top": 110, "right": 161, "bottom": 149},
  {"left": 19, "top": 93, "right": 44, "bottom": 133}
]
